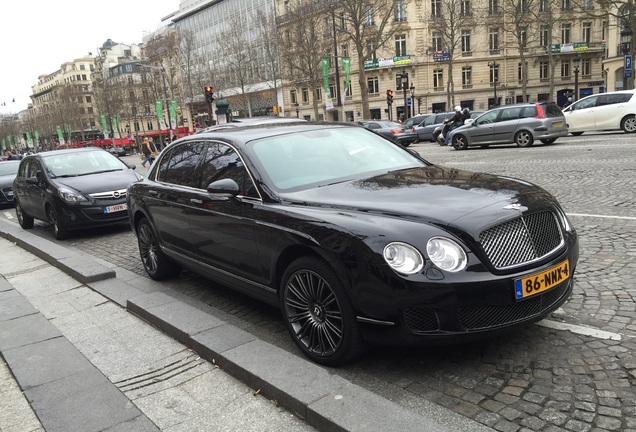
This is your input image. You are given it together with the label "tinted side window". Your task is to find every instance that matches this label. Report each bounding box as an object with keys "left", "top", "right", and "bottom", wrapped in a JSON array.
[
  {"left": 520, "top": 106, "right": 538, "bottom": 118},
  {"left": 543, "top": 103, "right": 563, "bottom": 117},
  {"left": 158, "top": 142, "right": 204, "bottom": 187},
  {"left": 499, "top": 107, "right": 522, "bottom": 121},
  {"left": 366, "top": 123, "right": 381, "bottom": 130},
  {"left": 573, "top": 96, "right": 597, "bottom": 110},
  {"left": 200, "top": 143, "right": 258, "bottom": 198},
  {"left": 477, "top": 111, "right": 498, "bottom": 124}
]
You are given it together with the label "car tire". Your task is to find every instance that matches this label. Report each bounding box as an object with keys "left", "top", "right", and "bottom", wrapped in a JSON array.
[
  {"left": 541, "top": 138, "right": 557, "bottom": 144},
  {"left": 47, "top": 206, "right": 69, "bottom": 240},
  {"left": 15, "top": 200, "right": 34, "bottom": 229},
  {"left": 515, "top": 131, "right": 534, "bottom": 147},
  {"left": 571, "top": 132, "right": 584, "bottom": 136},
  {"left": 137, "top": 218, "right": 182, "bottom": 280},
  {"left": 280, "top": 256, "right": 363, "bottom": 366},
  {"left": 452, "top": 135, "right": 469, "bottom": 150},
  {"left": 621, "top": 115, "right": 636, "bottom": 133}
]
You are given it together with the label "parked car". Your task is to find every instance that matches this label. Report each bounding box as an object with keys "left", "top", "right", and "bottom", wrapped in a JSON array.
[
  {"left": 198, "top": 116, "right": 306, "bottom": 133},
  {"left": 413, "top": 112, "right": 455, "bottom": 142},
  {"left": 109, "top": 146, "right": 127, "bottom": 157},
  {"left": 357, "top": 120, "right": 417, "bottom": 146},
  {"left": 0, "top": 160, "right": 20, "bottom": 206},
  {"left": 127, "top": 122, "right": 579, "bottom": 366},
  {"left": 561, "top": 89, "right": 636, "bottom": 135},
  {"left": 13, "top": 148, "right": 143, "bottom": 240},
  {"left": 448, "top": 102, "right": 568, "bottom": 150},
  {"left": 403, "top": 114, "right": 431, "bottom": 131}
]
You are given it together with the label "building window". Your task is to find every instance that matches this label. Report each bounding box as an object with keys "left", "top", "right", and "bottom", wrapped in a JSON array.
[
  {"left": 561, "top": 60, "right": 570, "bottom": 78},
  {"left": 341, "top": 44, "right": 349, "bottom": 58},
  {"left": 124, "top": 50, "right": 131, "bottom": 57},
  {"left": 582, "top": 58, "right": 591, "bottom": 76},
  {"left": 315, "top": 87, "right": 322, "bottom": 101},
  {"left": 489, "top": 28, "right": 500, "bottom": 51},
  {"left": 518, "top": 0, "right": 529, "bottom": 12},
  {"left": 540, "top": 62, "right": 549, "bottom": 80},
  {"left": 343, "top": 80, "right": 352, "bottom": 97},
  {"left": 366, "top": 41, "right": 377, "bottom": 61},
  {"left": 461, "top": 0, "right": 471, "bottom": 16},
  {"left": 329, "top": 84, "right": 336, "bottom": 99},
  {"left": 561, "top": 0, "right": 571, "bottom": 10},
  {"left": 583, "top": 0, "right": 593, "bottom": 9},
  {"left": 302, "top": 88, "right": 309, "bottom": 102},
  {"left": 394, "top": 0, "right": 406, "bottom": 21},
  {"left": 80, "top": 64, "right": 85, "bottom": 70},
  {"left": 462, "top": 67, "right": 472, "bottom": 87},
  {"left": 432, "top": 33, "right": 443, "bottom": 51},
  {"left": 395, "top": 34, "right": 407, "bottom": 56},
  {"left": 518, "top": 62, "right": 527, "bottom": 81},
  {"left": 367, "top": 77, "right": 379, "bottom": 94},
  {"left": 85, "top": 96, "right": 91, "bottom": 103},
  {"left": 433, "top": 69, "right": 443, "bottom": 89},
  {"left": 490, "top": 64, "right": 499, "bottom": 84},
  {"left": 431, "top": 0, "right": 442, "bottom": 17},
  {"left": 583, "top": 22, "right": 591, "bottom": 43},
  {"left": 290, "top": 89, "right": 297, "bottom": 104},
  {"left": 519, "top": 27, "right": 527, "bottom": 48},
  {"left": 540, "top": 25, "right": 549, "bottom": 46},
  {"left": 561, "top": 23, "right": 571, "bottom": 43},
  {"left": 365, "top": 5, "right": 375, "bottom": 26},
  {"left": 461, "top": 30, "right": 471, "bottom": 53},
  {"left": 489, "top": 0, "right": 500, "bottom": 15},
  {"left": 147, "top": 120, "right": 154, "bottom": 130}
]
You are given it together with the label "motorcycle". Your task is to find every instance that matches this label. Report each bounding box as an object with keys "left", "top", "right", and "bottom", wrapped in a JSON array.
[{"left": 434, "top": 117, "right": 455, "bottom": 146}]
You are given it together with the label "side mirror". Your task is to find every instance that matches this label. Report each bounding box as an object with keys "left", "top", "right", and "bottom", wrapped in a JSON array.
[
  {"left": 464, "top": 119, "right": 475, "bottom": 126},
  {"left": 206, "top": 178, "right": 240, "bottom": 196}
]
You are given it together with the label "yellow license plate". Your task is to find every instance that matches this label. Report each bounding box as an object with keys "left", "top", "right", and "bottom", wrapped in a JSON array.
[
  {"left": 514, "top": 259, "right": 570, "bottom": 300},
  {"left": 553, "top": 121, "right": 563, "bottom": 127}
]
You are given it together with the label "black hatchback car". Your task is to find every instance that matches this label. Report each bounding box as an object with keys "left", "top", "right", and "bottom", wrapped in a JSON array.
[
  {"left": 13, "top": 148, "right": 142, "bottom": 239},
  {"left": 0, "top": 160, "right": 20, "bottom": 206},
  {"left": 127, "top": 123, "right": 578, "bottom": 366}
]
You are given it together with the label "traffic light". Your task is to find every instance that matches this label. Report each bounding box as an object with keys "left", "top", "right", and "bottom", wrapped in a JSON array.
[
  {"left": 386, "top": 89, "right": 393, "bottom": 105},
  {"left": 204, "top": 86, "right": 214, "bottom": 103}
]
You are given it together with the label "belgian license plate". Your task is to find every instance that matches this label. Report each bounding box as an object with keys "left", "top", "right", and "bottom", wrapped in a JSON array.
[
  {"left": 553, "top": 121, "right": 563, "bottom": 127},
  {"left": 104, "top": 203, "right": 127, "bottom": 214},
  {"left": 514, "top": 259, "right": 570, "bottom": 300}
]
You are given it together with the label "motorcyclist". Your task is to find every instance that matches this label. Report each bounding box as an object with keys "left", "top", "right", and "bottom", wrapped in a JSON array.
[{"left": 440, "top": 106, "right": 465, "bottom": 145}]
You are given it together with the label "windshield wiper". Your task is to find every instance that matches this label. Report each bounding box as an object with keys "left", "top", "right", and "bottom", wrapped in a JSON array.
[
  {"left": 53, "top": 174, "right": 78, "bottom": 178},
  {"left": 78, "top": 169, "right": 122, "bottom": 176}
]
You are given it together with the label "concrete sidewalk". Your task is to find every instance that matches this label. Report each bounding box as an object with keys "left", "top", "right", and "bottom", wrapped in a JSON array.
[{"left": 0, "top": 216, "right": 490, "bottom": 432}]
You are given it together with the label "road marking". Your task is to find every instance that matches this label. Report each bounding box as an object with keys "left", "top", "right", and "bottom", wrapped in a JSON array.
[
  {"left": 538, "top": 319, "right": 622, "bottom": 341},
  {"left": 4, "top": 212, "right": 14, "bottom": 220},
  {"left": 568, "top": 213, "right": 636, "bottom": 221}
]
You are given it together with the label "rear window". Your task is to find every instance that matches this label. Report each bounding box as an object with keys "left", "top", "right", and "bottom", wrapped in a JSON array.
[{"left": 542, "top": 103, "right": 564, "bottom": 117}]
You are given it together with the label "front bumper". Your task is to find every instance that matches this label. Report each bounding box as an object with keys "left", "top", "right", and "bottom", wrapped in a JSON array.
[{"left": 53, "top": 199, "right": 129, "bottom": 230}]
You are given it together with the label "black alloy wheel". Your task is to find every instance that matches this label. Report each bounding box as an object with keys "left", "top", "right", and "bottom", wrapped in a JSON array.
[
  {"left": 280, "top": 257, "right": 362, "bottom": 366},
  {"left": 137, "top": 218, "right": 181, "bottom": 280},
  {"left": 15, "top": 200, "right": 34, "bottom": 229},
  {"left": 621, "top": 115, "right": 636, "bottom": 133},
  {"left": 47, "top": 206, "right": 69, "bottom": 240}
]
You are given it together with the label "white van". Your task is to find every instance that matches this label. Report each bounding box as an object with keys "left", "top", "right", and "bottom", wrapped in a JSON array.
[{"left": 562, "top": 89, "right": 636, "bottom": 135}]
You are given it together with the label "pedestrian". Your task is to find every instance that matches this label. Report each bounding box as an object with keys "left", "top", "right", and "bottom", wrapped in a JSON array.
[
  {"left": 141, "top": 138, "right": 152, "bottom": 167},
  {"left": 148, "top": 138, "right": 158, "bottom": 163}
]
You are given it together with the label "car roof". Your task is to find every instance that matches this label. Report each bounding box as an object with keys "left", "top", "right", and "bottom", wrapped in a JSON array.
[
  {"left": 24, "top": 148, "right": 108, "bottom": 158},
  {"left": 198, "top": 117, "right": 306, "bottom": 133}
]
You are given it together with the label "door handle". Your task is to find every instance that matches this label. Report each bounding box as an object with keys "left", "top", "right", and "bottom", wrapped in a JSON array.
[
  {"left": 190, "top": 198, "right": 203, "bottom": 206},
  {"left": 148, "top": 190, "right": 158, "bottom": 196}
]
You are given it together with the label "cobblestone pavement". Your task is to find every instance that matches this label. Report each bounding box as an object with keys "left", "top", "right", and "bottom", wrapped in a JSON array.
[{"left": 5, "top": 132, "right": 635, "bottom": 432}]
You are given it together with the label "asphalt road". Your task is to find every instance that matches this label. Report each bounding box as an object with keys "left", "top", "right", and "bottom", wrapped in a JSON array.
[{"left": 3, "top": 132, "right": 635, "bottom": 431}]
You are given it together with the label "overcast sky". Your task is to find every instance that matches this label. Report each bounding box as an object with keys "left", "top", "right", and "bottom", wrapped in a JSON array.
[{"left": 0, "top": 0, "right": 180, "bottom": 115}]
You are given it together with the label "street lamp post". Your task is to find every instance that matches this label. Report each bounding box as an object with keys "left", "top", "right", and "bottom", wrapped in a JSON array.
[
  {"left": 409, "top": 84, "right": 415, "bottom": 117},
  {"left": 400, "top": 71, "right": 409, "bottom": 121},
  {"left": 573, "top": 56, "right": 580, "bottom": 102}
]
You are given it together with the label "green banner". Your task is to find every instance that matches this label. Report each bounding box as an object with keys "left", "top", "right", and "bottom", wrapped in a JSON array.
[
  {"left": 100, "top": 114, "right": 108, "bottom": 132},
  {"left": 34, "top": 131, "right": 39, "bottom": 144},
  {"left": 155, "top": 99, "right": 167, "bottom": 130},
  {"left": 169, "top": 100, "right": 178, "bottom": 129},
  {"left": 1, "top": 139, "right": 5, "bottom": 149},
  {"left": 56, "top": 126, "right": 64, "bottom": 143},
  {"left": 342, "top": 57, "right": 351, "bottom": 100},
  {"left": 321, "top": 57, "right": 334, "bottom": 110},
  {"left": 112, "top": 116, "right": 119, "bottom": 135}
]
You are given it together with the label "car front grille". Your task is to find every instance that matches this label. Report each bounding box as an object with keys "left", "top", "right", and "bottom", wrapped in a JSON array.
[
  {"left": 1, "top": 186, "right": 13, "bottom": 201},
  {"left": 403, "top": 307, "right": 440, "bottom": 333},
  {"left": 479, "top": 211, "right": 563, "bottom": 270},
  {"left": 89, "top": 189, "right": 127, "bottom": 201},
  {"left": 457, "top": 280, "right": 570, "bottom": 331}
]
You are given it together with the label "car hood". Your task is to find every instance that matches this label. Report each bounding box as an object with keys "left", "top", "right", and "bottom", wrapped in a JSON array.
[
  {"left": 54, "top": 170, "right": 138, "bottom": 194},
  {"left": 279, "top": 165, "right": 555, "bottom": 228},
  {"left": 0, "top": 174, "right": 17, "bottom": 187}
]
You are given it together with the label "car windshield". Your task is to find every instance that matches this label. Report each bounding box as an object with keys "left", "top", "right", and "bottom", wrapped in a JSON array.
[
  {"left": 43, "top": 151, "right": 128, "bottom": 178},
  {"left": 0, "top": 162, "right": 19, "bottom": 176},
  {"left": 250, "top": 126, "right": 426, "bottom": 191}
]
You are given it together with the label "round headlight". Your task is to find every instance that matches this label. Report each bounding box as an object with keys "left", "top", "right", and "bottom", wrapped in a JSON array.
[
  {"left": 383, "top": 242, "right": 424, "bottom": 275},
  {"left": 426, "top": 237, "right": 467, "bottom": 272}
]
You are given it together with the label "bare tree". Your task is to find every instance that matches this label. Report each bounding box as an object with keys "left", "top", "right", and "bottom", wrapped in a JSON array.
[
  {"left": 254, "top": 8, "right": 283, "bottom": 111},
  {"left": 422, "top": 0, "right": 478, "bottom": 108},
  {"left": 277, "top": 0, "right": 332, "bottom": 119},
  {"left": 331, "top": 0, "right": 409, "bottom": 119}
]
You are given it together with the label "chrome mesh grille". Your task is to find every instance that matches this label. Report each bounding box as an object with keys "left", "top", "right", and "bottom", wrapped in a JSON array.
[{"left": 479, "top": 211, "right": 563, "bottom": 269}]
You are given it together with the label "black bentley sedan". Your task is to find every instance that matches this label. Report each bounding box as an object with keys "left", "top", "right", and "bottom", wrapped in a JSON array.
[
  {"left": 127, "top": 122, "right": 579, "bottom": 366},
  {"left": 13, "top": 148, "right": 142, "bottom": 240}
]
